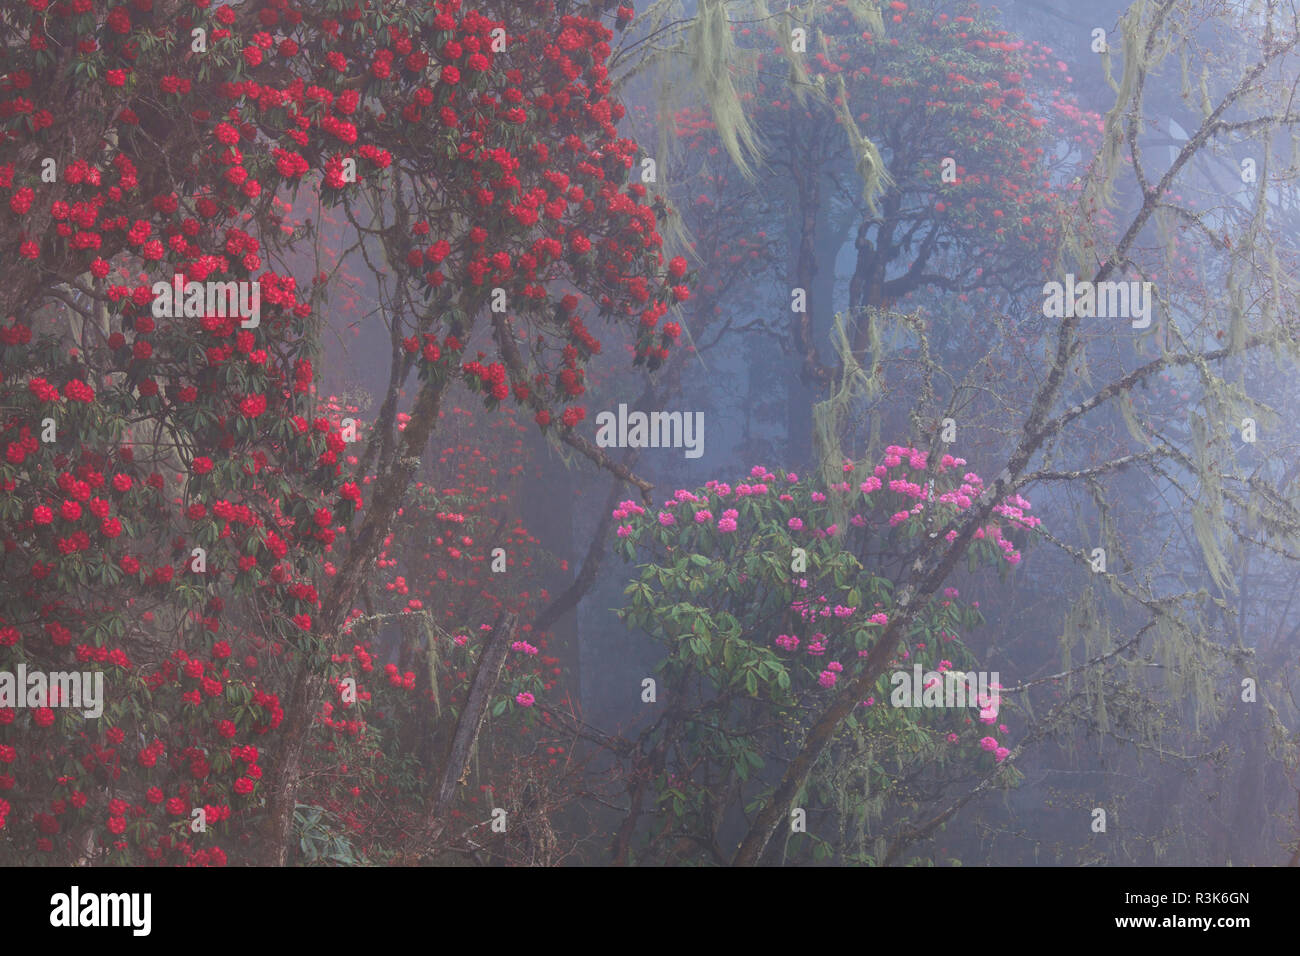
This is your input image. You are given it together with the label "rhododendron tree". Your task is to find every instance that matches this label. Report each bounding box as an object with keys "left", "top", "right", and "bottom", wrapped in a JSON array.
[
  {"left": 641, "top": 0, "right": 1093, "bottom": 387},
  {"left": 628, "top": 0, "right": 1101, "bottom": 471},
  {"left": 0, "top": 0, "right": 689, "bottom": 864},
  {"left": 250, "top": 0, "right": 694, "bottom": 862},
  {"left": 0, "top": 0, "right": 353, "bottom": 863},
  {"left": 612, "top": 451, "right": 1035, "bottom": 862},
  {"left": 265, "top": 396, "right": 581, "bottom": 864}
]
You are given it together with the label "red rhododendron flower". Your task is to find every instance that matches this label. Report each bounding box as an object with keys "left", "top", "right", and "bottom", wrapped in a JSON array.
[
  {"left": 63, "top": 380, "right": 95, "bottom": 402},
  {"left": 239, "top": 393, "right": 267, "bottom": 418}
]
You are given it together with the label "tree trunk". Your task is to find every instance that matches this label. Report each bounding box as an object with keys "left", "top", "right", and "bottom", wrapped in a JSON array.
[
  {"left": 258, "top": 372, "right": 449, "bottom": 864},
  {"left": 427, "top": 613, "right": 519, "bottom": 844}
]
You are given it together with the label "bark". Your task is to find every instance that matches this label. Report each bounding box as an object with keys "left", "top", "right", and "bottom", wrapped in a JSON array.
[
  {"left": 426, "top": 612, "right": 519, "bottom": 844},
  {"left": 258, "top": 371, "right": 449, "bottom": 864},
  {"left": 533, "top": 455, "right": 636, "bottom": 635},
  {"left": 610, "top": 703, "right": 677, "bottom": 866},
  {"left": 791, "top": 147, "right": 832, "bottom": 388}
]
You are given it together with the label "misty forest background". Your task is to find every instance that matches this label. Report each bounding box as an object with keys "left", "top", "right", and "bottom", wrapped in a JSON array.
[
  {"left": 316, "top": 0, "right": 1300, "bottom": 866},
  {"left": 3, "top": 0, "right": 1300, "bottom": 867}
]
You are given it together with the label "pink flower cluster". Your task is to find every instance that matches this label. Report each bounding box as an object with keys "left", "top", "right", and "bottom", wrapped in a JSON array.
[
  {"left": 614, "top": 499, "right": 647, "bottom": 520},
  {"left": 979, "top": 735, "right": 1010, "bottom": 762},
  {"left": 993, "top": 493, "right": 1041, "bottom": 530},
  {"left": 935, "top": 470, "right": 982, "bottom": 511},
  {"left": 791, "top": 593, "right": 858, "bottom": 622},
  {"left": 972, "top": 523, "right": 1024, "bottom": 565},
  {"left": 613, "top": 498, "right": 646, "bottom": 538}
]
